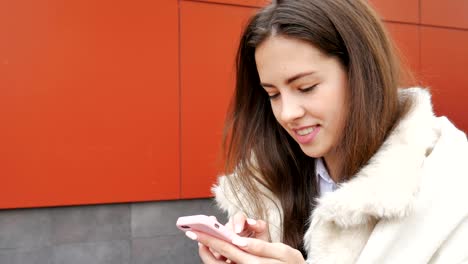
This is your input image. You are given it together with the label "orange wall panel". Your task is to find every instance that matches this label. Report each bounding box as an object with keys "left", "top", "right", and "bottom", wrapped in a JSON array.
[
  {"left": 421, "top": 27, "right": 468, "bottom": 132},
  {"left": 1, "top": 0, "right": 467, "bottom": 207},
  {"left": 385, "top": 22, "right": 420, "bottom": 77},
  {"left": 0, "top": 0, "right": 180, "bottom": 208},
  {"left": 369, "top": 0, "right": 419, "bottom": 23},
  {"left": 184, "top": 0, "right": 268, "bottom": 8},
  {"left": 421, "top": 0, "right": 468, "bottom": 29},
  {"left": 180, "top": 1, "right": 256, "bottom": 198}
]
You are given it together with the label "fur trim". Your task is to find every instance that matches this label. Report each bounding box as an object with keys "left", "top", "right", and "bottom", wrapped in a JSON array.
[
  {"left": 305, "top": 87, "right": 440, "bottom": 262},
  {"left": 312, "top": 88, "right": 438, "bottom": 227}
]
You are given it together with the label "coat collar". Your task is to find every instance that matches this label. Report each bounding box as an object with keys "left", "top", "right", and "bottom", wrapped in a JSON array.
[{"left": 311, "top": 87, "right": 439, "bottom": 228}]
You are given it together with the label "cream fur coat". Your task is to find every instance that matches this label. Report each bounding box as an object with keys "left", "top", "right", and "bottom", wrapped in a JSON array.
[{"left": 213, "top": 88, "right": 468, "bottom": 264}]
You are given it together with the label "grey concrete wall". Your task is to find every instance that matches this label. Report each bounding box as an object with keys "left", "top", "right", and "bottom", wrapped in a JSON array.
[{"left": 0, "top": 199, "right": 227, "bottom": 264}]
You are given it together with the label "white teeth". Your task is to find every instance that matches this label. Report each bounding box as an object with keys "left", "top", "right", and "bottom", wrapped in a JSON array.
[{"left": 297, "top": 127, "right": 315, "bottom": 136}]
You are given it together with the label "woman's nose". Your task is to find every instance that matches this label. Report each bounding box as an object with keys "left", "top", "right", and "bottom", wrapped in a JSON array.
[{"left": 279, "top": 95, "right": 305, "bottom": 122}]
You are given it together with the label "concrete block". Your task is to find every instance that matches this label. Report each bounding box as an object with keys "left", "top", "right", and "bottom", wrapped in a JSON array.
[
  {"left": 51, "top": 240, "right": 130, "bottom": 264},
  {"left": 50, "top": 204, "right": 130, "bottom": 244},
  {"left": 0, "top": 209, "right": 52, "bottom": 249},
  {"left": 132, "top": 235, "right": 199, "bottom": 264},
  {"left": 0, "top": 247, "right": 51, "bottom": 264}
]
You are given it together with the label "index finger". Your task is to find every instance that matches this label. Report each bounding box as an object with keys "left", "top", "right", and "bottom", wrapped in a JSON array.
[{"left": 232, "top": 212, "right": 247, "bottom": 234}]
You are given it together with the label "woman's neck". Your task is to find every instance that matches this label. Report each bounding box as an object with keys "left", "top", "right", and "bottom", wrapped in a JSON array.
[{"left": 323, "top": 152, "right": 341, "bottom": 183}]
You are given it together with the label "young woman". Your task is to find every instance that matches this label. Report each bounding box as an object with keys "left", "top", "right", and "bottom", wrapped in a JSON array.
[{"left": 184, "top": 0, "right": 468, "bottom": 263}]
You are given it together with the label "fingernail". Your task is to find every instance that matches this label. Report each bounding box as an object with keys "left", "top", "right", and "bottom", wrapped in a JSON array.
[
  {"left": 234, "top": 224, "right": 242, "bottom": 234},
  {"left": 185, "top": 231, "right": 197, "bottom": 240},
  {"left": 247, "top": 218, "right": 257, "bottom": 225},
  {"left": 232, "top": 237, "right": 248, "bottom": 247}
]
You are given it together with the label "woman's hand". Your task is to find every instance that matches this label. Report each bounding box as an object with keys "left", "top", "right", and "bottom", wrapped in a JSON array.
[
  {"left": 226, "top": 212, "right": 270, "bottom": 241},
  {"left": 192, "top": 231, "right": 306, "bottom": 264},
  {"left": 203, "top": 213, "right": 270, "bottom": 261}
]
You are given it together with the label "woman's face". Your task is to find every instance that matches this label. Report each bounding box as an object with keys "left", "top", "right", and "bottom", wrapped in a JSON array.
[{"left": 255, "top": 35, "right": 348, "bottom": 160}]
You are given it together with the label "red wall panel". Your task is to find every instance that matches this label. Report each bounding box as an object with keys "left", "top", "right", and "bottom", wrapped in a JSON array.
[
  {"left": 180, "top": 1, "right": 256, "bottom": 198},
  {"left": 184, "top": 0, "right": 268, "bottom": 8},
  {"left": 1, "top": 0, "right": 467, "bottom": 207},
  {"left": 385, "top": 22, "right": 421, "bottom": 75},
  {"left": 421, "top": 0, "right": 468, "bottom": 29},
  {"left": 369, "top": 0, "right": 419, "bottom": 23},
  {"left": 421, "top": 27, "right": 468, "bottom": 132},
  {"left": 0, "top": 0, "right": 180, "bottom": 208}
]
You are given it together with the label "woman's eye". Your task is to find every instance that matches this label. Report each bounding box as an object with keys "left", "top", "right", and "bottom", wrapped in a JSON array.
[
  {"left": 299, "top": 84, "right": 318, "bottom": 93},
  {"left": 268, "top": 93, "right": 280, "bottom": 100}
]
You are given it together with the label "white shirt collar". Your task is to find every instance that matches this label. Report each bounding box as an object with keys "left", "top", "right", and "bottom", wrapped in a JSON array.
[{"left": 315, "top": 158, "right": 338, "bottom": 196}]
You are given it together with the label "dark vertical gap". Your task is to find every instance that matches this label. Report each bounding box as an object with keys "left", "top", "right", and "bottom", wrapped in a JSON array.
[
  {"left": 128, "top": 203, "right": 134, "bottom": 263},
  {"left": 418, "top": 0, "right": 422, "bottom": 82},
  {"left": 178, "top": 0, "right": 183, "bottom": 199},
  {"left": 418, "top": 0, "right": 421, "bottom": 24}
]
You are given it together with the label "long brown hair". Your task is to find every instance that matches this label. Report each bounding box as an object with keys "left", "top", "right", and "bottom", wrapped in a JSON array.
[{"left": 222, "top": 0, "right": 412, "bottom": 253}]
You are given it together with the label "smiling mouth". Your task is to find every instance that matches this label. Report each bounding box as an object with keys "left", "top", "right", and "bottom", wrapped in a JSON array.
[
  {"left": 297, "top": 126, "right": 316, "bottom": 136},
  {"left": 293, "top": 125, "right": 320, "bottom": 144}
]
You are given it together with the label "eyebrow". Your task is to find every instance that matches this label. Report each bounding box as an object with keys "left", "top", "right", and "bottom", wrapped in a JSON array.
[{"left": 261, "top": 71, "right": 315, "bottom": 88}]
